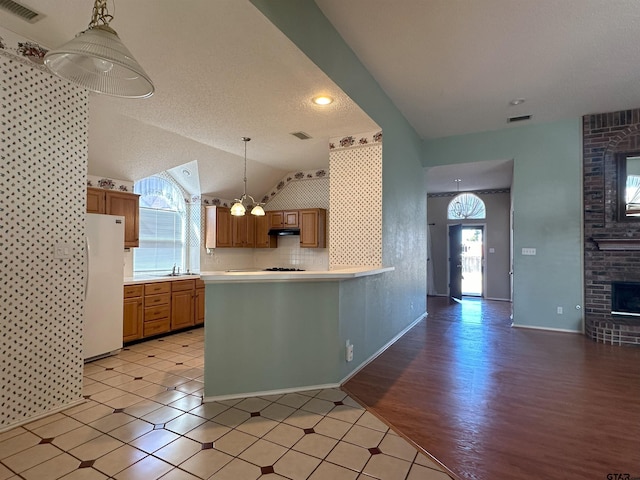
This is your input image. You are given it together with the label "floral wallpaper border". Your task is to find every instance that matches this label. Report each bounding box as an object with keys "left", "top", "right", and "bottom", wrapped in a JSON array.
[
  {"left": 87, "top": 175, "right": 134, "bottom": 193},
  {"left": 197, "top": 168, "right": 330, "bottom": 207},
  {"left": 329, "top": 130, "right": 382, "bottom": 151},
  {"left": 0, "top": 27, "right": 49, "bottom": 73}
]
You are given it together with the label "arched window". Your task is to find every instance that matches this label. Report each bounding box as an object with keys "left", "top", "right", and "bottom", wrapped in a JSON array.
[
  {"left": 134, "top": 176, "right": 186, "bottom": 273},
  {"left": 448, "top": 193, "right": 486, "bottom": 220}
]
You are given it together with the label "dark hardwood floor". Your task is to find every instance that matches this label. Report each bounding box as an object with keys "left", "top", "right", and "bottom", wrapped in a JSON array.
[{"left": 343, "top": 296, "right": 640, "bottom": 480}]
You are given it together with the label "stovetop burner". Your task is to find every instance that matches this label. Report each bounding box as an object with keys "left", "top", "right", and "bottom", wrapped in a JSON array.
[{"left": 263, "top": 267, "right": 306, "bottom": 272}]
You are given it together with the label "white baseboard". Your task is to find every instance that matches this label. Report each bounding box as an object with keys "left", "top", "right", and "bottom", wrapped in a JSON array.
[
  {"left": 511, "top": 323, "right": 582, "bottom": 334},
  {"left": 484, "top": 297, "right": 511, "bottom": 302},
  {"left": 203, "top": 383, "right": 341, "bottom": 403},
  {"left": 202, "top": 312, "right": 427, "bottom": 403},
  {"left": 339, "top": 312, "right": 427, "bottom": 385},
  {"left": 0, "top": 397, "right": 86, "bottom": 434}
]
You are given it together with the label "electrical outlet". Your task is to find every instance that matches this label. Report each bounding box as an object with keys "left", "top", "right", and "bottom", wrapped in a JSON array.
[{"left": 346, "top": 340, "right": 354, "bottom": 362}]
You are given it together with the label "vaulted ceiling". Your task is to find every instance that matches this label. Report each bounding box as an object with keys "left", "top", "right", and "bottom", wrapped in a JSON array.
[{"left": 3, "top": 0, "right": 640, "bottom": 195}]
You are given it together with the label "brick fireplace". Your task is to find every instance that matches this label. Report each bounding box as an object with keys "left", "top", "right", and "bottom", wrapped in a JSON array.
[{"left": 584, "top": 108, "right": 640, "bottom": 345}]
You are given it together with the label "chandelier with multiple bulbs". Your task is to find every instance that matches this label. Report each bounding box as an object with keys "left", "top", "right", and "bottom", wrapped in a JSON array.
[{"left": 231, "top": 137, "right": 265, "bottom": 217}]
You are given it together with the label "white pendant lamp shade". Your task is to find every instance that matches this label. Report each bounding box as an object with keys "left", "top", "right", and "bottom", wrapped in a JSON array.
[
  {"left": 44, "top": 26, "right": 154, "bottom": 98},
  {"left": 230, "top": 202, "right": 246, "bottom": 216},
  {"left": 251, "top": 205, "right": 265, "bottom": 216}
]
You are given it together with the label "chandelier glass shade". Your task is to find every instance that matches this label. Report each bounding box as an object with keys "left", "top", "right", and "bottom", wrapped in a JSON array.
[
  {"left": 44, "top": 0, "right": 154, "bottom": 98},
  {"left": 231, "top": 137, "right": 265, "bottom": 217}
]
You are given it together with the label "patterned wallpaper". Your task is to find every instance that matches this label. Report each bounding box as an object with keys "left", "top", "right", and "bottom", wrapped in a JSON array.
[
  {"left": 87, "top": 174, "right": 134, "bottom": 193},
  {"left": 329, "top": 142, "right": 383, "bottom": 267},
  {"left": 1, "top": 53, "right": 87, "bottom": 427}
]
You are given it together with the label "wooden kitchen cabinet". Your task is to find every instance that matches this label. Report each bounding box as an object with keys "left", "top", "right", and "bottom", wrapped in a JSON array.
[
  {"left": 268, "top": 210, "right": 299, "bottom": 229},
  {"left": 87, "top": 188, "right": 140, "bottom": 248},
  {"left": 195, "top": 279, "right": 205, "bottom": 325},
  {"left": 123, "top": 285, "right": 143, "bottom": 342},
  {"left": 299, "top": 208, "right": 327, "bottom": 248},
  {"left": 171, "top": 279, "right": 195, "bottom": 330},
  {"left": 232, "top": 214, "right": 256, "bottom": 248},
  {"left": 255, "top": 215, "right": 277, "bottom": 248},
  {"left": 143, "top": 282, "right": 171, "bottom": 337},
  {"left": 205, "top": 206, "right": 232, "bottom": 248}
]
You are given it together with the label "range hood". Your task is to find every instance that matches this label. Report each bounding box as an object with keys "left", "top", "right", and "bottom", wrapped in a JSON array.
[{"left": 268, "top": 228, "right": 300, "bottom": 236}]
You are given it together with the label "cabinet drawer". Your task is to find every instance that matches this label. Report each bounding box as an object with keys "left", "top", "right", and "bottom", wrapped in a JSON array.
[
  {"left": 124, "top": 285, "right": 144, "bottom": 298},
  {"left": 145, "top": 282, "right": 171, "bottom": 295},
  {"left": 144, "top": 318, "right": 170, "bottom": 337},
  {"left": 144, "top": 305, "right": 170, "bottom": 322},
  {"left": 145, "top": 293, "right": 170, "bottom": 307},
  {"left": 172, "top": 279, "right": 195, "bottom": 292},
  {"left": 195, "top": 278, "right": 205, "bottom": 289}
]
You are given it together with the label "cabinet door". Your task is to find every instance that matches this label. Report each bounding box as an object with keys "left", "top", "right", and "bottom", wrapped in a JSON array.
[
  {"left": 255, "top": 215, "right": 277, "bottom": 248},
  {"left": 87, "top": 187, "right": 105, "bottom": 214},
  {"left": 123, "top": 297, "right": 143, "bottom": 342},
  {"left": 232, "top": 215, "right": 246, "bottom": 247},
  {"left": 268, "top": 211, "right": 284, "bottom": 228},
  {"left": 245, "top": 215, "right": 256, "bottom": 248},
  {"left": 206, "top": 206, "right": 232, "bottom": 248},
  {"left": 105, "top": 191, "right": 140, "bottom": 248},
  {"left": 300, "top": 209, "right": 326, "bottom": 248},
  {"left": 283, "top": 210, "right": 299, "bottom": 228},
  {"left": 195, "top": 288, "right": 205, "bottom": 325},
  {"left": 172, "top": 289, "right": 195, "bottom": 330}
]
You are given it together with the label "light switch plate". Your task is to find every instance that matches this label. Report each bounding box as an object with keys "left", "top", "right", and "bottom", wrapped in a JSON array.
[{"left": 521, "top": 247, "right": 536, "bottom": 256}]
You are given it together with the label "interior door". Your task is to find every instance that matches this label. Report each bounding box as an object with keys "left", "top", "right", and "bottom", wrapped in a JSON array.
[{"left": 449, "top": 224, "right": 463, "bottom": 302}]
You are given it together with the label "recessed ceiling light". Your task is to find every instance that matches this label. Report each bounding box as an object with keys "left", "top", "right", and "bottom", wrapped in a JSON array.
[
  {"left": 313, "top": 96, "right": 333, "bottom": 105},
  {"left": 509, "top": 98, "right": 526, "bottom": 106},
  {"left": 182, "top": 169, "right": 191, "bottom": 177}
]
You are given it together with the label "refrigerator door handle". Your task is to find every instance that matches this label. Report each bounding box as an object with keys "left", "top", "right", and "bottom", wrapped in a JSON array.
[{"left": 85, "top": 236, "right": 90, "bottom": 301}]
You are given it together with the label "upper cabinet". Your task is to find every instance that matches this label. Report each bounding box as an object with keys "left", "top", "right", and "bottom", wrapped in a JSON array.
[
  {"left": 299, "top": 209, "right": 327, "bottom": 248},
  {"left": 268, "top": 210, "right": 299, "bottom": 229},
  {"left": 255, "top": 215, "right": 277, "bottom": 248},
  {"left": 87, "top": 188, "right": 140, "bottom": 248},
  {"left": 205, "top": 206, "right": 232, "bottom": 248}
]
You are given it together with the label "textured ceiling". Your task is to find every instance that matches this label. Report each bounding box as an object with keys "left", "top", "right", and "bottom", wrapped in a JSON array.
[
  {"left": 1, "top": 0, "right": 378, "bottom": 198},
  {"left": 6, "top": 1, "right": 640, "bottom": 195}
]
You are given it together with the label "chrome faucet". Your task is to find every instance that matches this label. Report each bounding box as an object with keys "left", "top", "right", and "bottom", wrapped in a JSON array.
[{"left": 172, "top": 264, "right": 176, "bottom": 276}]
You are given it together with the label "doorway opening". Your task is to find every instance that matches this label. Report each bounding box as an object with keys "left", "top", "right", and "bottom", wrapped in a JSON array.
[{"left": 461, "top": 226, "right": 484, "bottom": 297}]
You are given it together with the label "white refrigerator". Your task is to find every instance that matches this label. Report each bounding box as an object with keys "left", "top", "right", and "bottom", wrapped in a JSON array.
[{"left": 85, "top": 213, "right": 124, "bottom": 360}]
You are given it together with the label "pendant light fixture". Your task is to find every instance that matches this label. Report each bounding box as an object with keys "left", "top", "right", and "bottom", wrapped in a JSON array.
[
  {"left": 44, "top": 0, "right": 154, "bottom": 98},
  {"left": 231, "top": 137, "right": 265, "bottom": 217}
]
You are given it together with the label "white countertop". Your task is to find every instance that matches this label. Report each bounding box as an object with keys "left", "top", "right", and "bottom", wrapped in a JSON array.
[
  {"left": 199, "top": 266, "right": 394, "bottom": 283},
  {"left": 124, "top": 274, "right": 201, "bottom": 285}
]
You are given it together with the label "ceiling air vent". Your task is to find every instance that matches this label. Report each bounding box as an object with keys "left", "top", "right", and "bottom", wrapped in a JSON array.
[
  {"left": 0, "top": 0, "right": 44, "bottom": 23},
  {"left": 508, "top": 114, "right": 532, "bottom": 123},
  {"left": 291, "top": 131, "right": 312, "bottom": 140}
]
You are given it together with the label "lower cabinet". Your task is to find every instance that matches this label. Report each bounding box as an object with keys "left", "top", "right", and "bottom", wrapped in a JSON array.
[
  {"left": 171, "top": 280, "right": 195, "bottom": 330},
  {"left": 124, "top": 278, "right": 204, "bottom": 343},
  {"left": 123, "top": 285, "right": 143, "bottom": 342},
  {"left": 195, "top": 279, "right": 205, "bottom": 325}
]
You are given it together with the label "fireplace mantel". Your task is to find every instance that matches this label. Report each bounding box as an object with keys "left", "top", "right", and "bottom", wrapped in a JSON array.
[{"left": 592, "top": 238, "right": 640, "bottom": 251}]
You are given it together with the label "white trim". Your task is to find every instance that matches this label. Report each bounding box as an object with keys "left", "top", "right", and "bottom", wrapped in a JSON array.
[
  {"left": 511, "top": 323, "right": 582, "bottom": 334},
  {"left": 0, "top": 397, "right": 85, "bottom": 434},
  {"left": 203, "top": 383, "right": 340, "bottom": 403},
  {"left": 484, "top": 297, "right": 511, "bottom": 302},
  {"left": 339, "top": 313, "right": 426, "bottom": 385}
]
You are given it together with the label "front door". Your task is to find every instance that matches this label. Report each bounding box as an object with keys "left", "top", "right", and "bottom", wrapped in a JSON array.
[{"left": 448, "top": 224, "right": 463, "bottom": 302}]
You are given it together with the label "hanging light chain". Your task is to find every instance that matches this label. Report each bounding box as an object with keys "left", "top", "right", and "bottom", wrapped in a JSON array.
[{"left": 89, "top": 0, "right": 114, "bottom": 28}]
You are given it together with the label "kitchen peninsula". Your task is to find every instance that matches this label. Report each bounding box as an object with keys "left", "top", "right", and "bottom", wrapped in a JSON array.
[{"left": 200, "top": 266, "right": 395, "bottom": 400}]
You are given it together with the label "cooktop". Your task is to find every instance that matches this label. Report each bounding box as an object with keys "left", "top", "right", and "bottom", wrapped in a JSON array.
[{"left": 263, "top": 267, "right": 306, "bottom": 272}]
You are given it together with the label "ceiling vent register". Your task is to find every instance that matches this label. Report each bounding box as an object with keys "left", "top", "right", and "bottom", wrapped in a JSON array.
[
  {"left": 0, "top": 0, "right": 43, "bottom": 23},
  {"left": 291, "top": 131, "right": 312, "bottom": 140},
  {"left": 507, "top": 114, "right": 532, "bottom": 123}
]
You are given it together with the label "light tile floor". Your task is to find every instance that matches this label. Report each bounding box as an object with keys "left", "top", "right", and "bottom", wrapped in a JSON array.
[{"left": 0, "top": 328, "right": 453, "bottom": 480}]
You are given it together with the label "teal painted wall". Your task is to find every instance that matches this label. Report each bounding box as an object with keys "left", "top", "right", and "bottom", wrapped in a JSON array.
[
  {"left": 204, "top": 282, "right": 341, "bottom": 396},
  {"left": 252, "top": 0, "right": 427, "bottom": 362},
  {"left": 424, "top": 120, "right": 583, "bottom": 331}
]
